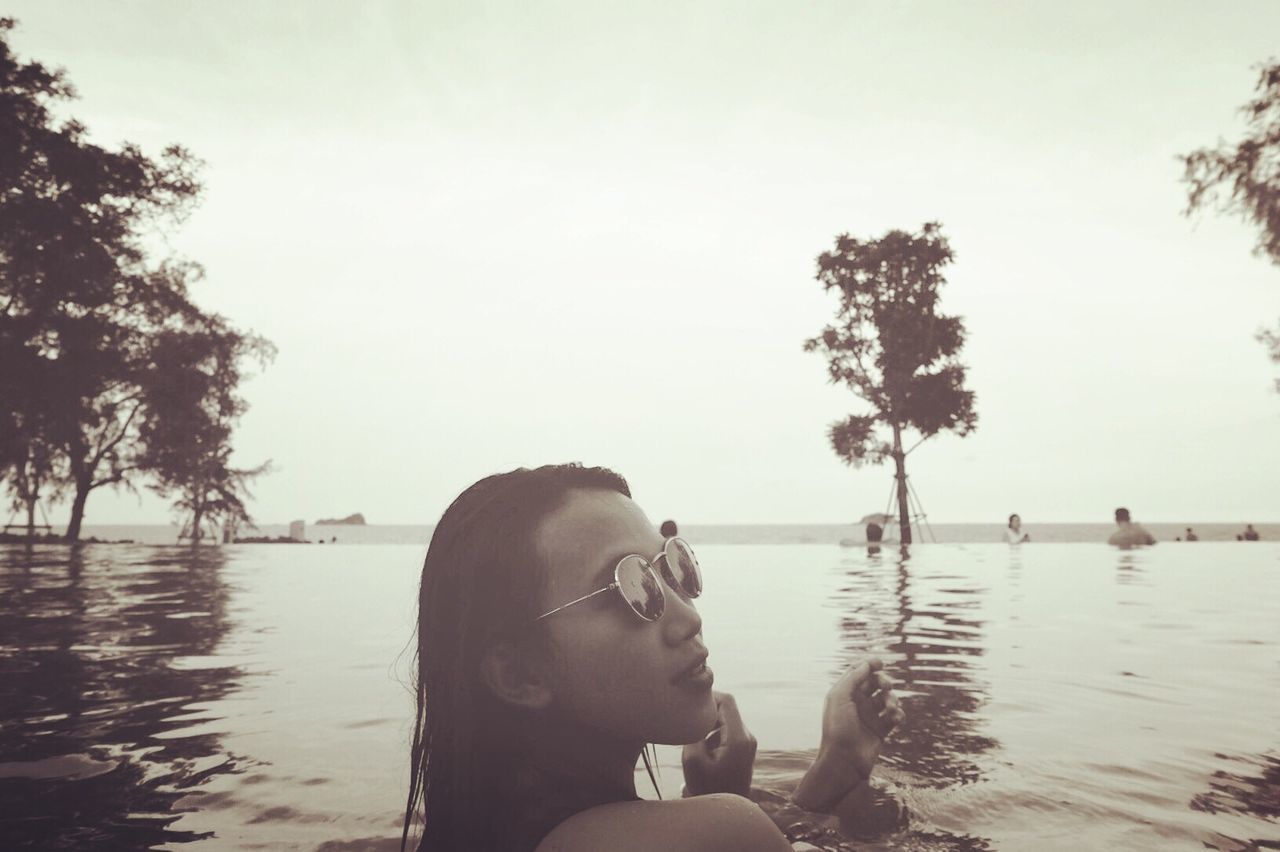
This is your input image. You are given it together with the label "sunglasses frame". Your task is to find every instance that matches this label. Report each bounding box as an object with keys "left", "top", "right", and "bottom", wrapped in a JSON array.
[{"left": 535, "top": 536, "right": 701, "bottom": 622}]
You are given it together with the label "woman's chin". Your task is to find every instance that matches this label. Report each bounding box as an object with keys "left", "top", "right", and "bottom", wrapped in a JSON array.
[
  {"left": 649, "top": 698, "right": 719, "bottom": 746},
  {"left": 683, "top": 694, "right": 721, "bottom": 743}
]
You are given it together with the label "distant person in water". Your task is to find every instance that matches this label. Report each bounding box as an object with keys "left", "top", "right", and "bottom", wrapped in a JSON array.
[
  {"left": 660, "top": 519, "right": 678, "bottom": 538},
  {"left": 1184, "top": 528, "right": 1198, "bottom": 542},
  {"left": 1108, "top": 507, "right": 1156, "bottom": 547},
  {"left": 865, "top": 521, "right": 883, "bottom": 555},
  {"left": 1243, "top": 524, "right": 1260, "bottom": 541},
  {"left": 1004, "top": 514, "right": 1030, "bottom": 544},
  {"left": 401, "top": 464, "right": 903, "bottom": 851}
]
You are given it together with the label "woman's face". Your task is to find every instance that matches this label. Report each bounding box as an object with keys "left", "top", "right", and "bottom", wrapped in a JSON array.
[
  {"left": 1010, "top": 515, "right": 1021, "bottom": 529},
  {"left": 533, "top": 489, "right": 718, "bottom": 745}
]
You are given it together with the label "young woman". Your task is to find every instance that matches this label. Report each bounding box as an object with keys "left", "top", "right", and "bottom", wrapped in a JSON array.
[
  {"left": 1005, "top": 513, "right": 1030, "bottom": 544},
  {"left": 402, "top": 464, "right": 903, "bottom": 852}
]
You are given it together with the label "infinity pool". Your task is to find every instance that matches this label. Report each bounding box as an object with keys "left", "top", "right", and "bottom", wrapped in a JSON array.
[{"left": 1, "top": 542, "right": 1277, "bottom": 850}]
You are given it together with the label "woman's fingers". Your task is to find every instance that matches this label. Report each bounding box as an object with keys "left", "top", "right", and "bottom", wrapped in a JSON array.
[
  {"left": 714, "top": 693, "right": 749, "bottom": 739},
  {"left": 712, "top": 692, "right": 756, "bottom": 752},
  {"left": 829, "top": 658, "right": 905, "bottom": 738},
  {"left": 878, "top": 694, "right": 904, "bottom": 733},
  {"left": 683, "top": 739, "right": 714, "bottom": 769},
  {"left": 714, "top": 692, "right": 744, "bottom": 730},
  {"left": 869, "top": 671, "right": 895, "bottom": 710},
  {"left": 849, "top": 666, "right": 902, "bottom": 736},
  {"left": 832, "top": 658, "right": 879, "bottom": 703}
]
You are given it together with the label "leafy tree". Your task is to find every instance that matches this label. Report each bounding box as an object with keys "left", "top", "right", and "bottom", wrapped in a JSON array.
[
  {"left": 804, "top": 223, "right": 977, "bottom": 544},
  {"left": 139, "top": 326, "right": 274, "bottom": 544},
  {"left": 0, "top": 19, "right": 268, "bottom": 539},
  {"left": 0, "top": 341, "right": 64, "bottom": 536},
  {"left": 1183, "top": 60, "right": 1280, "bottom": 389}
]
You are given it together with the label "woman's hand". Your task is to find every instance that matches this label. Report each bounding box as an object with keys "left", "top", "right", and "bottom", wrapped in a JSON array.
[
  {"left": 681, "top": 691, "right": 757, "bottom": 798},
  {"left": 820, "top": 658, "right": 903, "bottom": 777},
  {"left": 793, "top": 658, "right": 904, "bottom": 812}
]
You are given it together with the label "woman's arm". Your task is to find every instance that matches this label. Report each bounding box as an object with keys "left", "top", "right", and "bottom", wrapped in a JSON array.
[
  {"left": 680, "top": 660, "right": 902, "bottom": 831},
  {"left": 793, "top": 659, "right": 903, "bottom": 812}
]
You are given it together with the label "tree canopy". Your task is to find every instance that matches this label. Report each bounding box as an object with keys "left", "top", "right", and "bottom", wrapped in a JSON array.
[
  {"left": 139, "top": 326, "right": 275, "bottom": 542},
  {"left": 0, "top": 18, "right": 271, "bottom": 540},
  {"left": 1183, "top": 59, "right": 1280, "bottom": 390},
  {"left": 805, "top": 223, "right": 977, "bottom": 543}
]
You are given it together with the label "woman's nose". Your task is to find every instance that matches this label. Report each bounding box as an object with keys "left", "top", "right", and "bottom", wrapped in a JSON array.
[{"left": 662, "top": 578, "right": 702, "bottom": 643}]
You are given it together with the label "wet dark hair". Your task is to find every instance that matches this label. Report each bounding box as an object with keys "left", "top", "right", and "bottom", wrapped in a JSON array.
[
  {"left": 659, "top": 519, "right": 678, "bottom": 537},
  {"left": 1115, "top": 507, "right": 1131, "bottom": 523},
  {"left": 401, "top": 463, "right": 631, "bottom": 852}
]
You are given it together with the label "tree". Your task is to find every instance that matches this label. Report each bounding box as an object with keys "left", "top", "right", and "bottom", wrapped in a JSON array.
[
  {"left": 51, "top": 263, "right": 208, "bottom": 541},
  {"left": 0, "top": 341, "right": 64, "bottom": 536},
  {"left": 138, "top": 325, "right": 275, "bottom": 544},
  {"left": 1183, "top": 59, "right": 1280, "bottom": 390},
  {"left": 0, "top": 18, "right": 260, "bottom": 539},
  {"left": 804, "top": 223, "right": 977, "bottom": 544}
]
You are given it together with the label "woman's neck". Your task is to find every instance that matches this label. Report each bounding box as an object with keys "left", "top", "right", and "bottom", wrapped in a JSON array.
[{"left": 519, "top": 711, "right": 643, "bottom": 799}]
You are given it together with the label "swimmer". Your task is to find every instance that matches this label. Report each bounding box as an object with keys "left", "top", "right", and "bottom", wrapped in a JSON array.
[
  {"left": 401, "top": 464, "right": 903, "bottom": 851},
  {"left": 1004, "top": 514, "right": 1030, "bottom": 544},
  {"left": 1108, "top": 507, "right": 1156, "bottom": 547}
]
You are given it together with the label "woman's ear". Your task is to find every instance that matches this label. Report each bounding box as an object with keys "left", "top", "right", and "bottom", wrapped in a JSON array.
[{"left": 480, "top": 641, "right": 553, "bottom": 710}]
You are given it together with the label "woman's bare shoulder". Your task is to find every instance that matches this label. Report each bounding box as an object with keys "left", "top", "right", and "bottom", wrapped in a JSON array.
[{"left": 535, "top": 793, "right": 792, "bottom": 852}]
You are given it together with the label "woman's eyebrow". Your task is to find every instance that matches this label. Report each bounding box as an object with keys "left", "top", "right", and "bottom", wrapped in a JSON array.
[
  {"left": 591, "top": 548, "right": 641, "bottom": 587},
  {"left": 591, "top": 556, "right": 622, "bottom": 587}
]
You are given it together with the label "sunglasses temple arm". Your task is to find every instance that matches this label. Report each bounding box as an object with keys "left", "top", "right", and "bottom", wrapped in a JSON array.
[{"left": 535, "top": 583, "right": 618, "bottom": 621}]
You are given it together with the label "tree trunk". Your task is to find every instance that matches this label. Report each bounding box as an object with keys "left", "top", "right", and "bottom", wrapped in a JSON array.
[
  {"left": 891, "top": 423, "right": 912, "bottom": 545},
  {"left": 24, "top": 493, "right": 37, "bottom": 540},
  {"left": 66, "top": 478, "right": 91, "bottom": 542},
  {"left": 190, "top": 506, "right": 204, "bottom": 546}
]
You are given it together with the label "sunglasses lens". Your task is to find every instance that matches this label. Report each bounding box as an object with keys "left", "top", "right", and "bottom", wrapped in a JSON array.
[
  {"left": 665, "top": 538, "right": 702, "bottom": 598},
  {"left": 616, "top": 556, "right": 664, "bottom": 621}
]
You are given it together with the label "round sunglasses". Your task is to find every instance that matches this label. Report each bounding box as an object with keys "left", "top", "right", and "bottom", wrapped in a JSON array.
[{"left": 535, "top": 537, "right": 702, "bottom": 623}]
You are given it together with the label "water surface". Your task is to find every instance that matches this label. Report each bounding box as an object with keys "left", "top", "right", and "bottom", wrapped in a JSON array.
[{"left": 1, "top": 542, "right": 1277, "bottom": 850}]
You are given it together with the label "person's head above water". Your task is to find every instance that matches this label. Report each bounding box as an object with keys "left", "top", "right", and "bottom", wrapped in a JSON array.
[
  {"left": 660, "top": 519, "right": 678, "bottom": 537},
  {"left": 403, "top": 463, "right": 715, "bottom": 851},
  {"left": 1115, "top": 507, "right": 1131, "bottom": 524}
]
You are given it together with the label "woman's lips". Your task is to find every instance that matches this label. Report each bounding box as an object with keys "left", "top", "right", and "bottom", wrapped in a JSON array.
[{"left": 673, "top": 657, "right": 714, "bottom": 689}]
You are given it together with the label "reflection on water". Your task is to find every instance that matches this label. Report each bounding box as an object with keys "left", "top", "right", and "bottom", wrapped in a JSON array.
[
  {"left": 825, "top": 546, "right": 998, "bottom": 850},
  {"left": 1192, "top": 751, "right": 1280, "bottom": 823},
  {"left": 0, "top": 544, "right": 244, "bottom": 848},
  {"left": 875, "top": 547, "right": 999, "bottom": 789},
  {"left": 747, "top": 545, "right": 1002, "bottom": 851},
  {"left": 3, "top": 542, "right": 1278, "bottom": 851},
  {"left": 750, "top": 543, "right": 1280, "bottom": 851},
  {"left": 1115, "top": 550, "right": 1152, "bottom": 586}
]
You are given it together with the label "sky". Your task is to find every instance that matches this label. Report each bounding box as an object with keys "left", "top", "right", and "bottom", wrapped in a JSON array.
[{"left": 8, "top": 1, "right": 1280, "bottom": 525}]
